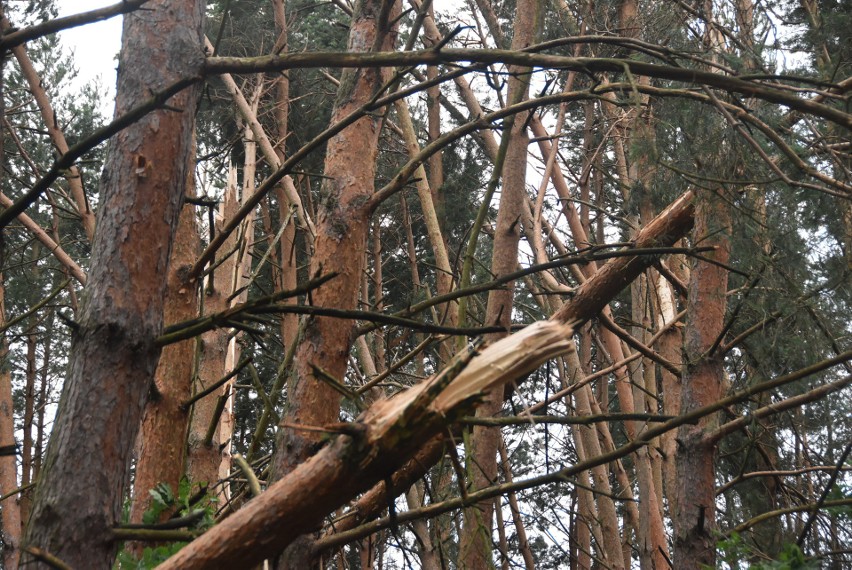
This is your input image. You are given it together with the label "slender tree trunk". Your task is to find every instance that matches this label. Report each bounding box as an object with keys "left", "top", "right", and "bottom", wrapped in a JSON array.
[
  {"left": 566, "top": 352, "right": 626, "bottom": 569},
  {"left": 499, "top": 438, "right": 536, "bottom": 570},
  {"left": 459, "top": 0, "right": 538, "bottom": 566},
  {"left": 270, "top": 0, "right": 399, "bottom": 565},
  {"left": 216, "top": 95, "right": 261, "bottom": 497},
  {"left": 0, "top": 247, "right": 22, "bottom": 570},
  {"left": 21, "top": 331, "right": 36, "bottom": 523},
  {"left": 6, "top": 35, "right": 96, "bottom": 241},
  {"left": 674, "top": 189, "right": 730, "bottom": 568},
  {"left": 656, "top": 266, "right": 685, "bottom": 518},
  {"left": 272, "top": 0, "right": 300, "bottom": 352},
  {"left": 424, "top": 2, "right": 444, "bottom": 225},
  {"left": 0, "top": 56, "right": 23, "bottom": 568},
  {"left": 405, "top": 482, "right": 442, "bottom": 570},
  {"left": 187, "top": 171, "right": 238, "bottom": 489},
  {"left": 20, "top": 0, "right": 204, "bottom": 566}
]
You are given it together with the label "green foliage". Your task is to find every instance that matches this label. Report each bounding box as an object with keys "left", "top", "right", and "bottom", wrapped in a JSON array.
[
  {"left": 715, "top": 533, "right": 820, "bottom": 570},
  {"left": 115, "top": 544, "right": 187, "bottom": 570},
  {"left": 114, "top": 479, "right": 216, "bottom": 570}
]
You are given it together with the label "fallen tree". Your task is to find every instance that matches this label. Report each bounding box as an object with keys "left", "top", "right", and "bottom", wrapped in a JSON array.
[{"left": 158, "top": 190, "right": 695, "bottom": 569}]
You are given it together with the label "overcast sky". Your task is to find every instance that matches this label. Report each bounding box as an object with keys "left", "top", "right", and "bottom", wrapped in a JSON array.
[{"left": 56, "top": 0, "right": 122, "bottom": 99}]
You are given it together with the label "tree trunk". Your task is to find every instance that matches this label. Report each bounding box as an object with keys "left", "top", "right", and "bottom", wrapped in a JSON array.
[
  {"left": 0, "top": 58, "right": 24, "bottom": 565},
  {"left": 459, "top": 0, "right": 538, "bottom": 565},
  {"left": 186, "top": 170, "right": 238, "bottom": 490},
  {"left": 0, "top": 263, "right": 22, "bottom": 570},
  {"left": 6, "top": 36, "right": 96, "bottom": 241},
  {"left": 128, "top": 148, "right": 200, "bottom": 534},
  {"left": 272, "top": 0, "right": 301, "bottom": 352},
  {"left": 21, "top": 331, "right": 36, "bottom": 523},
  {"left": 20, "top": 0, "right": 204, "bottom": 566},
  {"left": 674, "top": 189, "right": 730, "bottom": 568},
  {"left": 269, "top": 0, "right": 399, "bottom": 564}
]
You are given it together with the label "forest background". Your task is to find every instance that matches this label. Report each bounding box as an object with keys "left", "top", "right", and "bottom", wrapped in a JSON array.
[{"left": 0, "top": 0, "right": 849, "bottom": 568}]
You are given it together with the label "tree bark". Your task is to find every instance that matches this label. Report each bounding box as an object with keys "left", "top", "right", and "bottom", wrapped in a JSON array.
[
  {"left": 20, "top": 1, "right": 204, "bottom": 566},
  {"left": 0, "top": 264, "right": 22, "bottom": 570},
  {"left": 674, "top": 188, "right": 730, "bottom": 568},
  {"left": 271, "top": 0, "right": 301, "bottom": 352},
  {"left": 186, "top": 170, "right": 238, "bottom": 490},
  {"left": 269, "top": 0, "right": 399, "bottom": 565},
  {"left": 128, "top": 148, "right": 200, "bottom": 535},
  {"left": 459, "top": 0, "right": 538, "bottom": 565}
]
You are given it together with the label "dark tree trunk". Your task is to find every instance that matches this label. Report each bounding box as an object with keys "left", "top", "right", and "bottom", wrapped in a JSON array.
[{"left": 20, "top": 1, "right": 204, "bottom": 567}]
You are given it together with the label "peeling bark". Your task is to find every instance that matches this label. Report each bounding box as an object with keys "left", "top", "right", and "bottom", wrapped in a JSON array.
[{"left": 129, "top": 150, "right": 200, "bottom": 536}]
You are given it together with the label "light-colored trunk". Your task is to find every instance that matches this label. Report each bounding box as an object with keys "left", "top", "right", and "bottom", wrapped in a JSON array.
[
  {"left": 498, "top": 438, "right": 536, "bottom": 570},
  {"left": 217, "top": 92, "right": 261, "bottom": 497},
  {"left": 405, "top": 483, "right": 442, "bottom": 570},
  {"left": 566, "top": 351, "right": 626, "bottom": 569},
  {"left": 4, "top": 28, "right": 96, "bottom": 241}
]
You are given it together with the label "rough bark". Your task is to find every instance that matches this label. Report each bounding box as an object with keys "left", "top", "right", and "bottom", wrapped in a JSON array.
[
  {"left": 186, "top": 171, "right": 238, "bottom": 489},
  {"left": 128, "top": 153, "right": 200, "bottom": 533},
  {"left": 20, "top": 0, "right": 204, "bottom": 566},
  {"left": 0, "top": 56, "right": 21, "bottom": 568},
  {"left": 674, "top": 189, "right": 731, "bottom": 568},
  {"left": 269, "top": 0, "right": 399, "bottom": 564},
  {"left": 21, "top": 332, "right": 36, "bottom": 524}
]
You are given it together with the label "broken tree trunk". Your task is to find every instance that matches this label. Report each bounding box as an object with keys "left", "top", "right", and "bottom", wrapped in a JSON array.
[{"left": 158, "top": 191, "right": 694, "bottom": 570}]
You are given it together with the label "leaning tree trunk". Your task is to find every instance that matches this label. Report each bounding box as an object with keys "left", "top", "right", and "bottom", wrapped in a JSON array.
[{"left": 20, "top": 1, "right": 204, "bottom": 567}]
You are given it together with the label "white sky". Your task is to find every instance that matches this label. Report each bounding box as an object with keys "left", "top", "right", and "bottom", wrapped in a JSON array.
[{"left": 56, "top": 0, "right": 123, "bottom": 100}]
